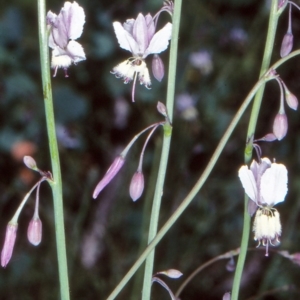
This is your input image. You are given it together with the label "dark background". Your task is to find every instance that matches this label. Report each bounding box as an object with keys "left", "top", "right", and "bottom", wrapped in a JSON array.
[{"left": 1, "top": 0, "right": 300, "bottom": 299}]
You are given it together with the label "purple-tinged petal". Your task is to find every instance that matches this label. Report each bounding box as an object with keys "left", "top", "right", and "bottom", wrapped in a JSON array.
[
  {"left": 152, "top": 54, "right": 164, "bottom": 82},
  {"left": 143, "top": 22, "right": 172, "bottom": 58},
  {"left": 66, "top": 40, "right": 86, "bottom": 62},
  {"left": 123, "top": 19, "right": 135, "bottom": 34},
  {"left": 113, "top": 22, "right": 139, "bottom": 54},
  {"left": 260, "top": 163, "right": 288, "bottom": 206},
  {"left": 93, "top": 156, "right": 125, "bottom": 199},
  {"left": 238, "top": 165, "right": 258, "bottom": 203},
  {"left": 133, "top": 14, "right": 149, "bottom": 54},
  {"left": 145, "top": 13, "right": 155, "bottom": 42}
]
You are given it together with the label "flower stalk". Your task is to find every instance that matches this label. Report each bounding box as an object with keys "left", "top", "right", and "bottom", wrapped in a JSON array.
[{"left": 37, "top": 0, "right": 70, "bottom": 299}]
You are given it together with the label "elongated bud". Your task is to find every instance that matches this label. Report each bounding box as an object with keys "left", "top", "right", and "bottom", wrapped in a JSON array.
[
  {"left": 280, "top": 32, "right": 293, "bottom": 57},
  {"left": 285, "top": 90, "right": 298, "bottom": 110},
  {"left": 152, "top": 54, "right": 164, "bottom": 82},
  {"left": 156, "top": 269, "right": 183, "bottom": 279},
  {"left": 23, "top": 156, "right": 38, "bottom": 171},
  {"left": 27, "top": 217, "right": 42, "bottom": 246},
  {"left": 93, "top": 156, "right": 125, "bottom": 199},
  {"left": 157, "top": 101, "right": 168, "bottom": 118},
  {"left": 273, "top": 113, "right": 288, "bottom": 140},
  {"left": 226, "top": 257, "right": 235, "bottom": 272},
  {"left": 129, "top": 171, "right": 144, "bottom": 201},
  {"left": 1, "top": 223, "right": 18, "bottom": 267}
]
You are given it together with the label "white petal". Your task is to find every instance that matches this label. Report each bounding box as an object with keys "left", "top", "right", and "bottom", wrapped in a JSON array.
[
  {"left": 238, "top": 165, "right": 258, "bottom": 203},
  {"left": 132, "top": 13, "right": 148, "bottom": 54},
  {"left": 260, "top": 163, "right": 288, "bottom": 205},
  {"left": 62, "top": 1, "right": 85, "bottom": 40},
  {"left": 113, "top": 22, "right": 138, "bottom": 54},
  {"left": 143, "top": 22, "right": 172, "bottom": 58},
  {"left": 66, "top": 40, "right": 86, "bottom": 62}
]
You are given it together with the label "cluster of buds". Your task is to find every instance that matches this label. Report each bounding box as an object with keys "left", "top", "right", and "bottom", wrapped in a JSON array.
[
  {"left": 1, "top": 157, "right": 52, "bottom": 267},
  {"left": 47, "top": 1, "right": 86, "bottom": 77},
  {"left": 256, "top": 74, "right": 298, "bottom": 142},
  {"left": 93, "top": 102, "right": 171, "bottom": 201},
  {"left": 111, "top": 1, "right": 174, "bottom": 101},
  {"left": 238, "top": 157, "right": 288, "bottom": 256}
]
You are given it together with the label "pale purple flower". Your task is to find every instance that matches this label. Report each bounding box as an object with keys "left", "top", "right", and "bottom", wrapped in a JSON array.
[
  {"left": 238, "top": 158, "right": 288, "bottom": 256},
  {"left": 1, "top": 223, "right": 18, "bottom": 268},
  {"left": 27, "top": 217, "right": 42, "bottom": 246},
  {"left": 93, "top": 156, "right": 125, "bottom": 199},
  {"left": 111, "top": 13, "right": 172, "bottom": 101},
  {"left": 47, "top": 1, "right": 86, "bottom": 77}
]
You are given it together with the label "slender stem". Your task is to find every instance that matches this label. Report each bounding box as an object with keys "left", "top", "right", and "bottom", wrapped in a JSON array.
[
  {"left": 106, "top": 66, "right": 274, "bottom": 300},
  {"left": 37, "top": 0, "right": 70, "bottom": 299},
  {"left": 141, "top": 1, "right": 182, "bottom": 299},
  {"left": 231, "top": 1, "right": 281, "bottom": 299}
]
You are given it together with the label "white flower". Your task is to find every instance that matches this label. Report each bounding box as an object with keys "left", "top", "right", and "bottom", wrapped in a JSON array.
[
  {"left": 238, "top": 158, "right": 288, "bottom": 256},
  {"left": 111, "top": 13, "right": 172, "bottom": 101},
  {"left": 47, "top": 1, "right": 86, "bottom": 77}
]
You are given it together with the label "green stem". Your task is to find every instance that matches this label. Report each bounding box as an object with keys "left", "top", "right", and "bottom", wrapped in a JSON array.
[
  {"left": 37, "top": 0, "right": 70, "bottom": 299},
  {"left": 106, "top": 66, "right": 274, "bottom": 300},
  {"left": 231, "top": 1, "right": 282, "bottom": 299},
  {"left": 141, "top": 1, "right": 182, "bottom": 299}
]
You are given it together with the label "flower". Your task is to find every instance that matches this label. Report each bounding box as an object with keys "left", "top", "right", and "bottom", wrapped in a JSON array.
[
  {"left": 111, "top": 12, "right": 172, "bottom": 101},
  {"left": 238, "top": 158, "right": 288, "bottom": 256},
  {"left": 47, "top": 1, "right": 86, "bottom": 77},
  {"left": 1, "top": 223, "right": 18, "bottom": 268},
  {"left": 27, "top": 217, "right": 42, "bottom": 246}
]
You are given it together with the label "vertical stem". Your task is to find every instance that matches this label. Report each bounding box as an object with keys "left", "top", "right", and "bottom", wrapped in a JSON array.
[
  {"left": 141, "top": 1, "right": 182, "bottom": 299},
  {"left": 37, "top": 0, "right": 70, "bottom": 299},
  {"left": 231, "top": 1, "right": 281, "bottom": 299}
]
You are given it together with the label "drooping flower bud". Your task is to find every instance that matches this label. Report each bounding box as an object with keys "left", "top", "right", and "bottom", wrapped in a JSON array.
[
  {"left": 129, "top": 171, "right": 144, "bottom": 201},
  {"left": 285, "top": 89, "right": 298, "bottom": 110},
  {"left": 23, "top": 156, "right": 38, "bottom": 171},
  {"left": 27, "top": 217, "right": 42, "bottom": 246},
  {"left": 226, "top": 257, "right": 235, "bottom": 272},
  {"left": 280, "top": 32, "right": 293, "bottom": 57},
  {"left": 273, "top": 112, "right": 288, "bottom": 140},
  {"left": 156, "top": 269, "right": 183, "bottom": 279},
  {"left": 157, "top": 101, "right": 168, "bottom": 118},
  {"left": 1, "top": 223, "right": 18, "bottom": 268},
  {"left": 93, "top": 156, "right": 125, "bottom": 199},
  {"left": 152, "top": 54, "right": 165, "bottom": 82},
  {"left": 223, "top": 292, "right": 231, "bottom": 300}
]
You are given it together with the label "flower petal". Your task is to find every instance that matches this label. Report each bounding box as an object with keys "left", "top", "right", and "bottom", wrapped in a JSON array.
[
  {"left": 133, "top": 13, "right": 149, "bottom": 54},
  {"left": 260, "top": 163, "right": 288, "bottom": 205},
  {"left": 143, "top": 22, "right": 172, "bottom": 58},
  {"left": 66, "top": 40, "right": 86, "bottom": 62},
  {"left": 238, "top": 165, "right": 258, "bottom": 203},
  {"left": 113, "top": 22, "right": 138, "bottom": 54}
]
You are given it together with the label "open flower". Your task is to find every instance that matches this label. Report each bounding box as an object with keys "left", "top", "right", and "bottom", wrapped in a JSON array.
[
  {"left": 47, "top": 1, "right": 86, "bottom": 77},
  {"left": 238, "top": 158, "right": 288, "bottom": 256},
  {"left": 111, "top": 12, "right": 172, "bottom": 101}
]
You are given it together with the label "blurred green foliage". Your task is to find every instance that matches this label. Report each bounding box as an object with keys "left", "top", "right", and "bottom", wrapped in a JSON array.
[{"left": 1, "top": 0, "right": 300, "bottom": 299}]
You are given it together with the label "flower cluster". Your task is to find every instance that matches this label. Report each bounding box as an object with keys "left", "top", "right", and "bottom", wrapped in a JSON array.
[
  {"left": 47, "top": 1, "right": 86, "bottom": 77},
  {"left": 238, "top": 158, "right": 288, "bottom": 256},
  {"left": 1, "top": 157, "right": 51, "bottom": 267},
  {"left": 111, "top": 2, "right": 173, "bottom": 101}
]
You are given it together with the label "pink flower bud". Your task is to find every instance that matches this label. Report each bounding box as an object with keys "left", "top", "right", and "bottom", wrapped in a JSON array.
[
  {"left": 285, "top": 90, "right": 298, "bottom": 110},
  {"left": 273, "top": 113, "right": 288, "bottom": 140},
  {"left": 152, "top": 54, "right": 164, "bottom": 82},
  {"left": 129, "top": 171, "right": 144, "bottom": 201},
  {"left": 223, "top": 292, "right": 231, "bottom": 300},
  {"left": 157, "top": 269, "right": 183, "bottom": 279},
  {"left": 280, "top": 32, "right": 293, "bottom": 57},
  {"left": 23, "top": 156, "right": 38, "bottom": 170},
  {"left": 1, "top": 223, "right": 18, "bottom": 268},
  {"left": 27, "top": 217, "right": 42, "bottom": 246},
  {"left": 93, "top": 156, "right": 125, "bottom": 199},
  {"left": 157, "top": 101, "right": 168, "bottom": 118}
]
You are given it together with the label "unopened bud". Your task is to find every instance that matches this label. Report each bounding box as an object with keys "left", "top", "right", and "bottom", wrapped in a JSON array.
[
  {"left": 93, "top": 156, "right": 125, "bottom": 199},
  {"left": 157, "top": 101, "right": 168, "bottom": 118},
  {"left": 1, "top": 223, "right": 18, "bottom": 268},
  {"left": 273, "top": 113, "right": 288, "bottom": 140},
  {"left": 280, "top": 32, "right": 293, "bottom": 57},
  {"left": 27, "top": 217, "right": 42, "bottom": 246},
  {"left": 223, "top": 292, "right": 231, "bottom": 300},
  {"left": 129, "top": 171, "right": 144, "bottom": 201},
  {"left": 23, "top": 156, "right": 38, "bottom": 171},
  {"left": 152, "top": 54, "right": 164, "bottom": 82},
  {"left": 157, "top": 269, "right": 183, "bottom": 279},
  {"left": 285, "top": 90, "right": 298, "bottom": 110},
  {"left": 226, "top": 257, "right": 235, "bottom": 272}
]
